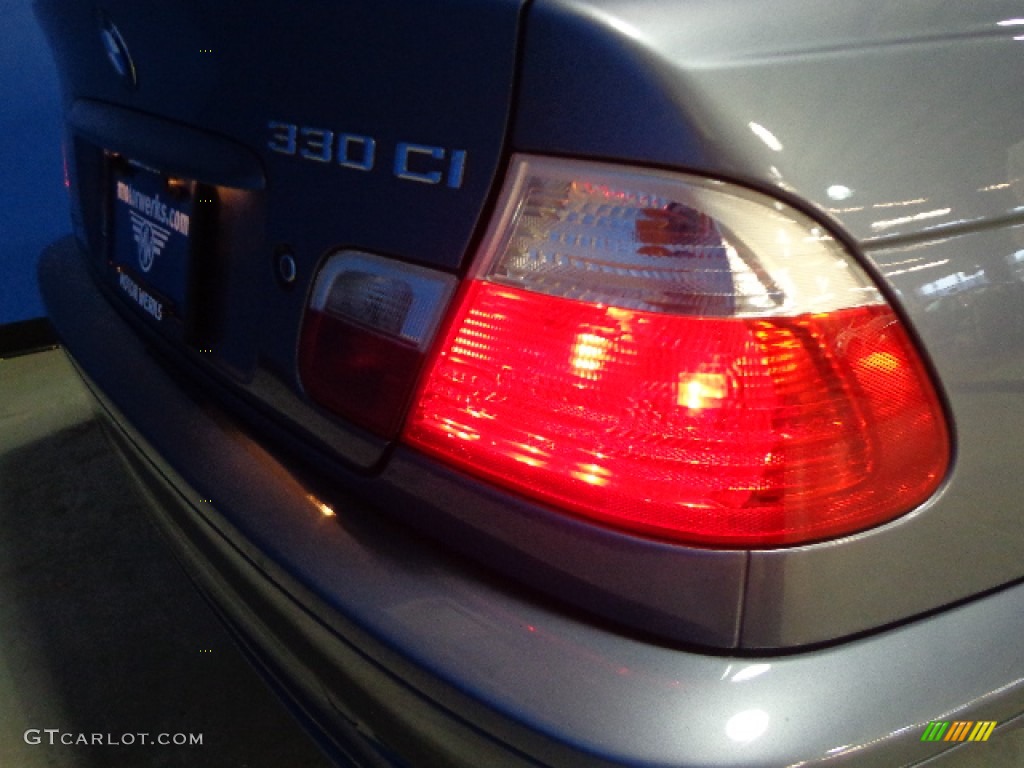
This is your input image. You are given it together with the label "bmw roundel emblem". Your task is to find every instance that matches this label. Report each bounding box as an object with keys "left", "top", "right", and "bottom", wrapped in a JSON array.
[{"left": 99, "top": 13, "right": 137, "bottom": 89}]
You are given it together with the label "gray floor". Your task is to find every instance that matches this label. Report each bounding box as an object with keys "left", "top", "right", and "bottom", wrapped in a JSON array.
[{"left": 0, "top": 348, "right": 331, "bottom": 767}]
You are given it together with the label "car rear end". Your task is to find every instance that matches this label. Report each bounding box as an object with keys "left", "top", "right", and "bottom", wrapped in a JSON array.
[{"left": 35, "top": 0, "right": 1024, "bottom": 765}]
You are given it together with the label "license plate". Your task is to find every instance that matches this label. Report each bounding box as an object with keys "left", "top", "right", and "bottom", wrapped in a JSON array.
[{"left": 110, "top": 163, "right": 196, "bottom": 322}]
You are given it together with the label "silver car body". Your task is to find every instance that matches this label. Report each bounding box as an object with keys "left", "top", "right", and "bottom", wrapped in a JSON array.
[{"left": 35, "top": 0, "right": 1024, "bottom": 764}]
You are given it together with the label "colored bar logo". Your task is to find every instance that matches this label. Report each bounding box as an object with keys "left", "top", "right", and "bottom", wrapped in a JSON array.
[{"left": 921, "top": 721, "right": 997, "bottom": 743}]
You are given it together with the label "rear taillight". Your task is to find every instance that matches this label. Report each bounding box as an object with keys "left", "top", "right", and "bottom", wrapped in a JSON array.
[
  {"left": 299, "top": 251, "right": 455, "bottom": 437},
  {"left": 403, "top": 155, "right": 949, "bottom": 547}
]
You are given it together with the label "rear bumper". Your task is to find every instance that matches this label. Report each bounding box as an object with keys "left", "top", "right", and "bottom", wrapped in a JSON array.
[{"left": 39, "top": 235, "right": 1024, "bottom": 767}]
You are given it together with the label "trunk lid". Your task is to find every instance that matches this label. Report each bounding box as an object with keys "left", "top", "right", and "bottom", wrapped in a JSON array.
[{"left": 37, "top": 0, "right": 525, "bottom": 468}]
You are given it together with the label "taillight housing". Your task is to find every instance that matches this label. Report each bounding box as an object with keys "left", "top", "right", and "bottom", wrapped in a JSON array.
[
  {"left": 299, "top": 251, "right": 455, "bottom": 437},
  {"left": 403, "top": 155, "right": 949, "bottom": 548}
]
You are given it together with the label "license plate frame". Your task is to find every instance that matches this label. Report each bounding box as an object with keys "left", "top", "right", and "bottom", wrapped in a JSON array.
[{"left": 109, "top": 161, "right": 197, "bottom": 324}]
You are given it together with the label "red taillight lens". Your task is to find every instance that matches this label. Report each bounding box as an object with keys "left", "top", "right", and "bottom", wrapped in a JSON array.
[
  {"left": 406, "top": 284, "right": 946, "bottom": 546},
  {"left": 403, "top": 156, "right": 949, "bottom": 547},
  {"left": 300, "top": 312, "right": 423, "bottom": 437}
]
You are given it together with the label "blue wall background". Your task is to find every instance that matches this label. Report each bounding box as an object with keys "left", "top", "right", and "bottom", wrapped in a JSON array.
[{"left": 0, "top": 0, "right": 68, "bottom": 325}]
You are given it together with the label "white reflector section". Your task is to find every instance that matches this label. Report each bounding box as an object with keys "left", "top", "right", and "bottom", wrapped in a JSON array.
[
  {"left": 309, "top": 251, "right": 455, "bottom": 348},
  {"left": 475, "top": 155, "right": 882, "bottom": 317}
]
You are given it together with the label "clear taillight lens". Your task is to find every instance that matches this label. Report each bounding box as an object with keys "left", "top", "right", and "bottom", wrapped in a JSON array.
[{"left": 404, "top": 156, "right": 949, "bottom": 547}]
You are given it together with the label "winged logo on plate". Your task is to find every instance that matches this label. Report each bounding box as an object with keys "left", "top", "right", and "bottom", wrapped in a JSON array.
[{"left": 130, "top": 210, "right": 171, "bottom": 273}]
